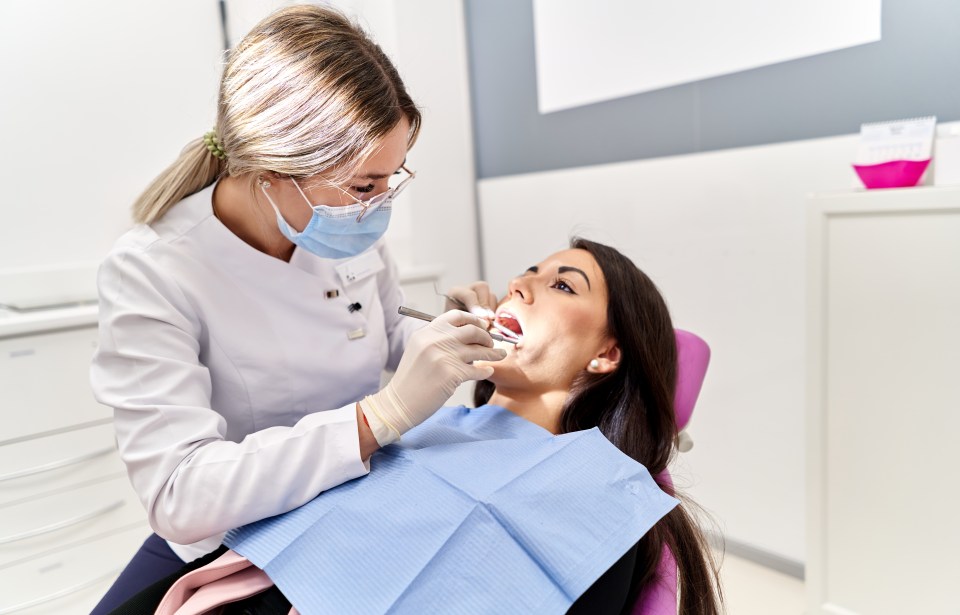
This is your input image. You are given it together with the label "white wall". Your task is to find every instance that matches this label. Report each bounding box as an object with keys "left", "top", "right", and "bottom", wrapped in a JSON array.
[
  {"left": 374, "top": 0, "right": 480, "bottom": 290},
  {"left": 477, "top": 132, "right": 862, "bottom": 563},
  {"left": 0, "top": 0, "right": 223, "bottom": 277}
]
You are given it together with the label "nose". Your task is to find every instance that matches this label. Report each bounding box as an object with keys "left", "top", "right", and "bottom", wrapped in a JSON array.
[
  {"left": 507, "top": 275, "right": 533, "bottom": 303},
  {"left": 374, "top": 178, "right": 392, "bottom": 195}
]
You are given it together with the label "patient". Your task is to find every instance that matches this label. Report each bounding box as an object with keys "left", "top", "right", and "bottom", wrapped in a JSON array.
[
  {"left": 111, "top": 238, "right": 723, "bottom": 615},
  {"left": 477, "top": 237, "right": 723, "bottom": 614},
  {"left": 474, "top": 238, "right": 721, "bottom": 615}
]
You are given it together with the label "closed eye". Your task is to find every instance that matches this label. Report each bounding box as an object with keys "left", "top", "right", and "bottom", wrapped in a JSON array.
[{"left": 352, "top": 183, "right": 376, "bottom": 193}]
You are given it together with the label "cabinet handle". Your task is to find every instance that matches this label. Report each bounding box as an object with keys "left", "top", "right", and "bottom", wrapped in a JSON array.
[
  {"left": 0, "top": 567, "right": 122, "bottom": 614},
  {"left": 0, "top": 499, "right": 124, "bottom": 544},
  {"left": 0, "top": 446, "right": 115, "bottom": 482}
]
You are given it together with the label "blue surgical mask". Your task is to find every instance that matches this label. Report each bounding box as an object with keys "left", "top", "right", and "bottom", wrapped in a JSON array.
[{"left": 259, "top": 177, "right": 393, "bottom": 259}]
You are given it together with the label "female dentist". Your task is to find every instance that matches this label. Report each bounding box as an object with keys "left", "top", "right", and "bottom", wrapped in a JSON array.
[{"left": 88, "top": 6, "right": 504, "bottom": 613}]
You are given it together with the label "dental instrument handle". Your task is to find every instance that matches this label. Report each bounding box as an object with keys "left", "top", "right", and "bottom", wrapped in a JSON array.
[
  {"left": 398, "top": 306, "right": 517, "bottom": 345},
  {"left": 397, "top": 306, "right": 437, "bottom": 322}
]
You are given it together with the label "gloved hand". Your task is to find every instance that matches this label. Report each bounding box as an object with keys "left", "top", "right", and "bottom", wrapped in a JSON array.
[
  {"left": 444, "top": 281, "right": 499, "bottom": 322},
  {"left": 359, "top": 310, "right": 506, "bottom": 446}
]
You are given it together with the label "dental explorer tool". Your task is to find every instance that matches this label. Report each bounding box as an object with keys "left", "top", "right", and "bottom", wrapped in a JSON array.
[{"left": 398, "top": 306, "right": 518, "bottom": 344}]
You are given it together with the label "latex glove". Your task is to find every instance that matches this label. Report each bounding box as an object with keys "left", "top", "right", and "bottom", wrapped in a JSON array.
[
  {"left": 444, "top": 281, "right": 499, "bottom": 322},
  {"left": 359, "top": 310, "right": 506, "bottom": 446}
]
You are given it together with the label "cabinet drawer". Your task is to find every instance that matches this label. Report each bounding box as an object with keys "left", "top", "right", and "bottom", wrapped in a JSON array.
[
  {"left": 0, "top": 524, "right": 150, "bottom": 615},
  {"left": 0, "top": 475, "right": 146, "bottom": 567},
  {"left": 0, "top": 328, "right": 109, "bottom": 441},
  {"left": 0, "top": 424, "right": 123, "bottom": 506}
]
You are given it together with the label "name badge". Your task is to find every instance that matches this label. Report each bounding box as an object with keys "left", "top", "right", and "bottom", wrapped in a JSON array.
[{"left": 335, "top": 250, "right": 385, "bottom": 286}]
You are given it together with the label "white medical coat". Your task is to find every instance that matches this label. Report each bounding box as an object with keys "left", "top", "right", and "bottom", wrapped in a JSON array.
[{"left": 90, "top": 183, "right": 422, "bottom": 561}]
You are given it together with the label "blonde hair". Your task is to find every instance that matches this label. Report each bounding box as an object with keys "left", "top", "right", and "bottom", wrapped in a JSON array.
[{"left": 133, "top": 4, "right": 421, "bottom": 224}]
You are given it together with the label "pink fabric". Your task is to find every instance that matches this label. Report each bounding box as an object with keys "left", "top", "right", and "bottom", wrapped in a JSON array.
[{"left": 155, "top": 549, "right": 299, "bottom": 615}]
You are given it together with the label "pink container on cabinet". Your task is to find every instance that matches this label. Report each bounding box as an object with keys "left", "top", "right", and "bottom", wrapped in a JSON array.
[{"left": 852, "top": 159, "right": 931, "bottom": 189}]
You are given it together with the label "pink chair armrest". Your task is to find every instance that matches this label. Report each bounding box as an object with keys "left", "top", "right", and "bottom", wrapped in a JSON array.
[{"left": 673, "top": 329, "right": 710, "bottom": 432}]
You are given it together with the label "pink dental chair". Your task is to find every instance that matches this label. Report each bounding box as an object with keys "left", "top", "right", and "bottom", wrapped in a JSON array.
[{"left": 632, "top": 329, "right": 711, "bottom": 615}]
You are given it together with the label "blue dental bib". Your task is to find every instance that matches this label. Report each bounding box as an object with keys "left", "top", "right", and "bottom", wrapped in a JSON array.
[{"left": 225, "top": 405, "right": 677, "bottom": 614}]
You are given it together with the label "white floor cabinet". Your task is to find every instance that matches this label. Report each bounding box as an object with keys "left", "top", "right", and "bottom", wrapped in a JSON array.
[
  {"left": 806, "top": 186, "right": 960, "bottom": 614},
  {"left": 0, "top": 307, "right": 150, "bottom": 615}
]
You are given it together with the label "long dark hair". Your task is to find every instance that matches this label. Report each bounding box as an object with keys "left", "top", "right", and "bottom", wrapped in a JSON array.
[{"left": 474, "top": 237, "right": 723, "bottom": 614}]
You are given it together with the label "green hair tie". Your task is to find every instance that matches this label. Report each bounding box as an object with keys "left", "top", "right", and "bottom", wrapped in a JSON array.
[{"left": 202, "top": 129, "right": 227, "bottom": 160}]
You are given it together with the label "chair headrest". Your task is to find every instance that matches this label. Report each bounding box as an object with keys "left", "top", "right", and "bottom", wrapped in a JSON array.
[{"left": 674, "top": 329, "right": 710, "bottom": 432}]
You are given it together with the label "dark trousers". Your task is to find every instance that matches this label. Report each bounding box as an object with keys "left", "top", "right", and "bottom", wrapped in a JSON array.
[{"left": 89, "top": 533, "right": 186, "bottom": 615}]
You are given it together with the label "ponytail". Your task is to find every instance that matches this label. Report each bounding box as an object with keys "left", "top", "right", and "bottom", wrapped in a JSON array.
[{"left": 132, "top": 137, "right": 224, "bottom": 224}]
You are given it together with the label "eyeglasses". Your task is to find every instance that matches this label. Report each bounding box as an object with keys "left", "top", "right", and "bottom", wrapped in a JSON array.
[{"left": 336, "top": 164, "right": 416, "bottom": 222}]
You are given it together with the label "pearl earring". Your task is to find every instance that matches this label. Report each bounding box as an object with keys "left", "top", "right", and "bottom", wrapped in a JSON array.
[{"left": 589, "top": 359, "right": 600, "bottom": 371}]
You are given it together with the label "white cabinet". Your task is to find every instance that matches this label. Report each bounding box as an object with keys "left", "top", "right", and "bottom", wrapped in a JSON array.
[
  {"left": 0, "top": 307, "right": 151, "bottom": 615},
  {"left": 0, "top": 329, "right": 112, "bottom": 440},
  {"left": 806, "top": 187, "right": 960, "bottom": 614}
]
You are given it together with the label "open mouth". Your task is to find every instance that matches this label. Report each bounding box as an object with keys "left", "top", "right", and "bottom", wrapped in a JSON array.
[{"left": 494, "top": 311, "right": 523, "bottom": 338}]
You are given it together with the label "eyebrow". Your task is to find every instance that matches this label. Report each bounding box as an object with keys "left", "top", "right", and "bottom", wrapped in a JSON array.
[
  {"left": 524, "top": 265, "right": 592, "bottom": 290},
  {"left": 559, "top": 266, "right": 592, "bottom": 290}
]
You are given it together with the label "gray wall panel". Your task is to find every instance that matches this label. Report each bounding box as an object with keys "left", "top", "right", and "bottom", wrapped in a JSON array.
[{"left": 465, "top": 0, "right": 960, "bottom": 179}]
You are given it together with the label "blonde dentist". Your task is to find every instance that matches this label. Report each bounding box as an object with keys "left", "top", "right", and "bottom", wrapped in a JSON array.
[{"left": 88, "top": 6, "right": 503, "bottom": 614}]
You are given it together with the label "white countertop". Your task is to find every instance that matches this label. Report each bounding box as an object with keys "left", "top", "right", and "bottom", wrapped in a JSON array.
[{"left": 0, "top": 303, "right": 99, "bottom": 338}]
